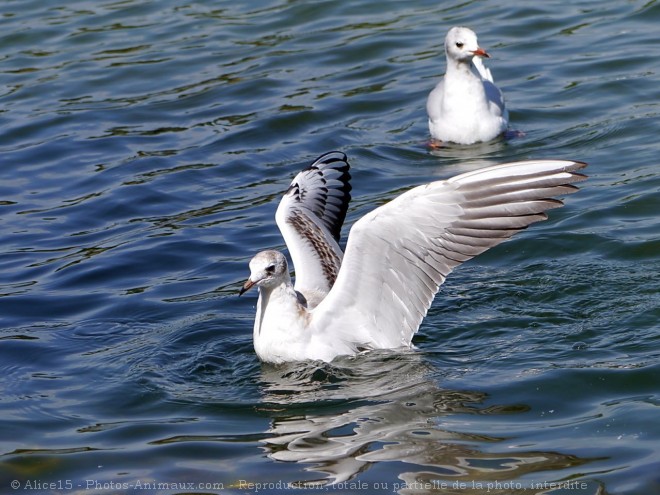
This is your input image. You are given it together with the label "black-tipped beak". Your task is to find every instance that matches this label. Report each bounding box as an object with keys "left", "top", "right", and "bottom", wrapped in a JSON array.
[{"left": 239, "top": 279, "right": 255, "bottom": 296}]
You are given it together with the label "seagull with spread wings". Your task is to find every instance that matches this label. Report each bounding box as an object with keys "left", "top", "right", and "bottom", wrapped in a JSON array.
[{"left": 240, "top": 152, "right": 586, "bottom": 363}]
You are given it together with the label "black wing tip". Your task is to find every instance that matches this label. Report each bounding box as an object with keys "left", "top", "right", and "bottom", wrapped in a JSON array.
[
  {"left": 286, "top": 151, "right": 353, "bottom": 243},
  {"left": 308, "top": 150, "right": 352, "bottom": 191},
  {"left": 298, "top": 151, "right": 352, "bottom": 189},
  {"left": 316, "top": 150, "right": 348, "bottom": 162},
  {"left": 318, "top": 152, "right": 352, "bottom": 241},
  {"left": 307, "top": 151, "right": 350, "bottom": 172}
]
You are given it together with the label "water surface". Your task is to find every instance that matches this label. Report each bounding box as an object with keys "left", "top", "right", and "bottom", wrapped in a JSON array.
[{"left": 1, "top": 1, "right": 659, "bottom": 494}]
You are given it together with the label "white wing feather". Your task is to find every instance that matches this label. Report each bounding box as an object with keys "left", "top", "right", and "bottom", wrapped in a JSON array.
[
  {"left": 311, "top": 160, "right": 587, "bottom": 348},
  {"left": 472, "top": 56, "right": 493, "bottom": 82},
  {"left": 472, "top": 57, "right": 508, "bottom": 121}
]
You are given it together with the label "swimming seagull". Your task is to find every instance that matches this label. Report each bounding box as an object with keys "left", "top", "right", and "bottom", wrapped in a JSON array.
[
  {"left": 240, "top": 152, "right": 586, "bottom": 364},
  {"left": 427, "top": 26, "right": 509, "bottom": 145}
]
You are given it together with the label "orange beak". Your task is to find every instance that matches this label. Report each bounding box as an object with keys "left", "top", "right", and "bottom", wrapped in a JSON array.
[{"left": 472, "top": 47, "right": 490, "bottom": 58}]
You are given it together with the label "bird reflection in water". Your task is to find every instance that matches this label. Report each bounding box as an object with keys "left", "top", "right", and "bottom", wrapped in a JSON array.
[{"left": 257, "top": 351, "right": 600, "bottom": 493}]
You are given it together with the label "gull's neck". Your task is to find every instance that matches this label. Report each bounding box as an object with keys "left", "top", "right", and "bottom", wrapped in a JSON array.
[
  {"left": 446, "top": 56, "right": 476, "bottom": 76},
  {"left": 254, "top": 276, "right": 304, "bottom": 337}
]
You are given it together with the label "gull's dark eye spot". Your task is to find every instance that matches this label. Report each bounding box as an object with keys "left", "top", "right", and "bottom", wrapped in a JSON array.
[
  {"left": 265, "top": 264, "right": 276, "bottom": 274},
  {"left": 456, "top": 41, "right": 464, "bottom": 48}
]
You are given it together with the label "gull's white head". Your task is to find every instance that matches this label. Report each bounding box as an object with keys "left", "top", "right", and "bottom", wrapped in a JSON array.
[
  {"left": 445, "top": 26, "right": 490, "bottom": 63},
  {"left": 239, "top": 250, "right": 288, "bottom": 295}
]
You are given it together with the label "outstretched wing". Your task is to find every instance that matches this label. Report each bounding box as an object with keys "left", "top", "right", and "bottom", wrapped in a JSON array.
[
  {"left": 312, "top": 159, "right": 587, "bottom": 348},
  {"left": 276, "top": 151, "right": 352, "bottom": 303}
]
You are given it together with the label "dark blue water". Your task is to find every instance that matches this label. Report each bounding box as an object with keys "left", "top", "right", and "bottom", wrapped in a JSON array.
[{"left": 1, "top": 1, "right": 658, "bottom": 494}]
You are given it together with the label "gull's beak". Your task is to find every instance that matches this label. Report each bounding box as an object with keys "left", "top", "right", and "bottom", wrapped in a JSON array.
[
  {"left": 472, "top": 47, "right": 490, "bottom": 58},
  {"left": 239, "top": 278, "right": 256, "bottom": 296}
]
